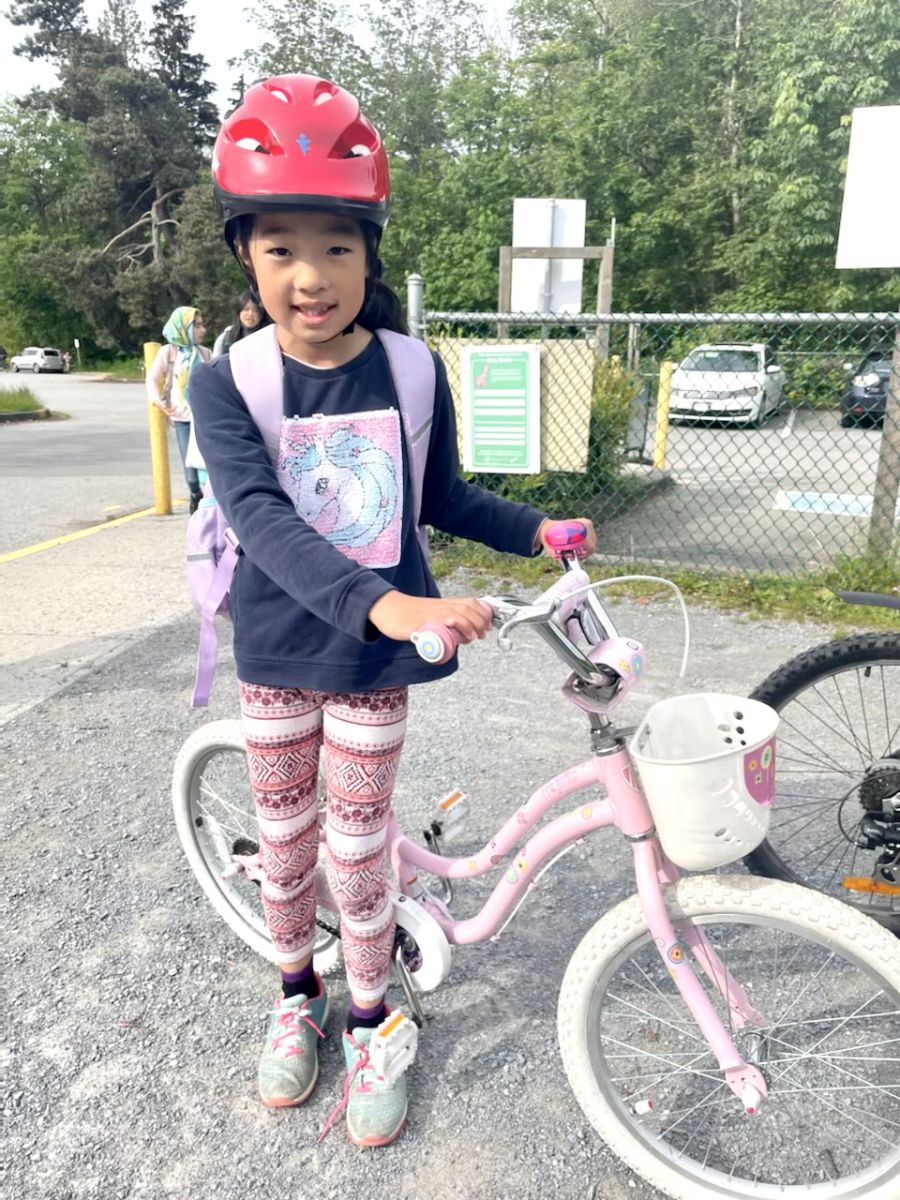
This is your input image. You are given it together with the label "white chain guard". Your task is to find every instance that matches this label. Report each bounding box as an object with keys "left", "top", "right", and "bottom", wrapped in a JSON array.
[{"left": 391, "top": 890, "right": 452, "bottom": 993}]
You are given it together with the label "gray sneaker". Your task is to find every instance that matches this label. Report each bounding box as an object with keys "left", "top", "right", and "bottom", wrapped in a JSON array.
[
  {"left": 318, "top": 1024, "right": 408, "bottom": 1146},
  {"left": 257, "top": 979, "right": 329, "bottom": 1108}
]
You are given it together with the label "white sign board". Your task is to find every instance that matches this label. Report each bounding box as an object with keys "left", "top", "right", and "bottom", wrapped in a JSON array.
[
  {"left": 460, "top": 345, "right": 542, "bottom": 473},
  {"left": 511, "top": 198, "right": 586, "bottom": 314},
  {"left": 836, "top": 106, "right": 900, "bottom": 269}
]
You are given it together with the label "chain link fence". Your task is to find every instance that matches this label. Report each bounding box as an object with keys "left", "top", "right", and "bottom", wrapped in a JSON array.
[{"left": 414, "top": 297, "right": 900, "bottom": 583}]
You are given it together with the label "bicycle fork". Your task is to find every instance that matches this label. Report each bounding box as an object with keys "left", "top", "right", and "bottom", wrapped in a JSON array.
[{"left": 632, "top": 840, "right": 769, "bottom": 1114}]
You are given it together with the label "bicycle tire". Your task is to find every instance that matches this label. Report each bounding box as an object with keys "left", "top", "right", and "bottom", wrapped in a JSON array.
[
  {"left": 558, "top": 873, "right": 900, "bottom": 1199},
  {"left": 743, "top": 633, "right": 900, "bottom": 929},
  {"left": 171, "top": 720, "right": 341, "bottom": 974}
]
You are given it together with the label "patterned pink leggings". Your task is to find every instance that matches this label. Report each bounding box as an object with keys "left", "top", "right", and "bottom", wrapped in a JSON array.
[{"left": 239, "top": 681, "right": 407, "bottom": 1003}]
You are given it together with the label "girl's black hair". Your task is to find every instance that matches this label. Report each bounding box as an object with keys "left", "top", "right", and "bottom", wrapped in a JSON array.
[
  {"left": 357, "top": 224, "right": 407, "bottom": 335},
  {"left": 231, "top": 214, "right": 407, "bottom": 336}
]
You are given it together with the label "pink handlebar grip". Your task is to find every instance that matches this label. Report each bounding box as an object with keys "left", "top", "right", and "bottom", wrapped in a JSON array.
[
  {"left": 411, "top": 622, "right": 462, "bottom": 666},
  {"left": 543, "top": 520, "right": 589, "bottom": 559}
]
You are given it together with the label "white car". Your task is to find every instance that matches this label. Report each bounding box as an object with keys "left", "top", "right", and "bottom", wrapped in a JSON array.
[
  {"left": 10, "top": 346, "right": 65, "bottom": 374},
  {"left": 668, "top": 343, "right": 786, "bottom": 426}
]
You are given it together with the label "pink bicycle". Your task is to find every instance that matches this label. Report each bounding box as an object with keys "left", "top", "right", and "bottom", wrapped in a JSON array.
[{"left": 173, "top": 527, "right": 900, "bottom": 1199}]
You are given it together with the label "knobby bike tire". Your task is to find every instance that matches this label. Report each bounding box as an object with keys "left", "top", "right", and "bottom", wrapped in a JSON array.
[{"left": 743, "top": 632, "right": 900, "bottom": 930}]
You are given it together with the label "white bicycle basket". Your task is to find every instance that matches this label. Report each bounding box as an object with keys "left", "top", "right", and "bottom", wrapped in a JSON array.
[{"left": 629, "top": 693, "right": 779, "bottom": 870}]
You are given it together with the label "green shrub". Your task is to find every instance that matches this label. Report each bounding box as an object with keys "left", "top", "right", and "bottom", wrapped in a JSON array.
[{"left": 0, "top": 387, "right": 42, "bottom": 413}]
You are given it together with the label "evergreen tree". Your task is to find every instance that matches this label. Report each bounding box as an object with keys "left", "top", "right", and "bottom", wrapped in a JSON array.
[
  {"left": 227, "top": 73, "right": 246, "bottom": 114},
  {"left": 7, "top": 0, "right": 87, "bottom": 62},
  {"left": 147, "top": 0, "right": 218, "bottom": 147},
  {"left": 97, "top": 0, "right": 145, "bottom": 69}
]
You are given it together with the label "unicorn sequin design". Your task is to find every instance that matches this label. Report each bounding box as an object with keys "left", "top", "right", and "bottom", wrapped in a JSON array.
[{"left": 277, "top": 409, "right": 403, "bottom": 568}]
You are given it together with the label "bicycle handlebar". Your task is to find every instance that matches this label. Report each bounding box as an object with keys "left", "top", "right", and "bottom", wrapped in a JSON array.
[{"left": 411, "top": 522, "right": 593, "bottom": 667}]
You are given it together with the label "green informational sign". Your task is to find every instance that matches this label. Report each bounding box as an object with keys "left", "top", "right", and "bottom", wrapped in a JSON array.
[{"left": 460, "top": 345, "right": 541, "bottom": 473}]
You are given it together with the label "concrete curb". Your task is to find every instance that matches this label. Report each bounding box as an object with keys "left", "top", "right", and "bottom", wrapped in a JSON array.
[{"left": 0, "top": 407, "right": 51, "bottom": 423}]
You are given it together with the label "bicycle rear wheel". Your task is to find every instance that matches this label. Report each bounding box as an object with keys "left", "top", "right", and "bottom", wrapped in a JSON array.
[
  {"left": 558, "top": 874, "right": 900, "bottom": 1199},
  {"left": 743, "top": 633, "right": 900, "bottom": 929},
  {"left": 171, "top": 720, "right": 340, "bottom": 973}
]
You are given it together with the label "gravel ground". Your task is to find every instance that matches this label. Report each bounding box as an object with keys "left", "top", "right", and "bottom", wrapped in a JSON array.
[{"left": 1, "top": 587, "right": 835, "bottom": 1200}]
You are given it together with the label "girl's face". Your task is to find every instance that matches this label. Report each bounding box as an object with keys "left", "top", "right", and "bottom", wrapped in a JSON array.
[
  {"left": 192, "top": 315, "right": 207, "bottom": 344},
  {"left": 240, "top": 301, "right": 262, "bottom": 329},
  {"left": 241, "top": 210, "right": 369, "bottom": 364}
]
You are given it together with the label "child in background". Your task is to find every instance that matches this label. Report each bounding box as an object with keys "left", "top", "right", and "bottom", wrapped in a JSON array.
[
  {"left": 211, "top": 290, "right": 267, "bottom": 357},
  {"left": 190, "top": 73, "right": 596, "bottom": 1147}
]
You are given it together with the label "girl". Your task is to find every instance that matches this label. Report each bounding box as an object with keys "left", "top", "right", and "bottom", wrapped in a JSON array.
[
  {"left": 190, "top": 73, "right": 596, "bottom": 1148},
  {"left": 211, "top": 290, "right": 268, "bottom": 358},
  {"left": 145, "top": 306, "right": 210, "bottom": 513}
]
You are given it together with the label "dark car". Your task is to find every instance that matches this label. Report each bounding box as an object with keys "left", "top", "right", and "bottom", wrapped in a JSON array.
[{"left": 841, "top": 350, "right": 893, "bottom": 427}]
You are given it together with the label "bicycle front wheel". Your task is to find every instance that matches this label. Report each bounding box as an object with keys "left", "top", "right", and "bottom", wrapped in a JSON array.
[
  {"left": 171, "top": 720, "right": 341, "bottom": 974},
  {"left": 744, "top": 633, "right": 900, "bottom": 929},
  {"left": 558, "top": 874, "right": 900, "bottom": 1199}
]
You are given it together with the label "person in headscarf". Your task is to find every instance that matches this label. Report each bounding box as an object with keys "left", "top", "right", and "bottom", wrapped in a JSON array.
[{"left": 146, "top": 305, "right": 211, "bottom": 513}]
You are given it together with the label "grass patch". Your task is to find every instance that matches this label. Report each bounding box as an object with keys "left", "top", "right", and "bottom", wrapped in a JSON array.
[
  {"left": 430, "top": 542, "right": 900, "bottom": 631},
  {"left": 73, "top": 358, "right": 145, "bottom": 381},
  {"left": 0, "top": 386, "right": 43, "bottom": 413}
]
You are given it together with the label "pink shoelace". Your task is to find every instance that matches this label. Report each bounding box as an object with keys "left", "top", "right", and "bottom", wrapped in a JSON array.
[
  {"left": 271, "top": 1000, "right": 325, "bottom": 1059},
  {"left": 317, "top": 1033, "right": 379, "bottom": 1143}
]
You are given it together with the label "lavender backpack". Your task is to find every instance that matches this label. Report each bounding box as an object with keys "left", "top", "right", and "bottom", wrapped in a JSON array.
[{"left": 186, "top": 323, "right": 436, "bottom": 706}]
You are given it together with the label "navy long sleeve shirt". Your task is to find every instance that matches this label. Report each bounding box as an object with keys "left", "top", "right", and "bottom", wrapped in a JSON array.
[{"left": 190, "top": 334, "right": 546, "bottom": 692}]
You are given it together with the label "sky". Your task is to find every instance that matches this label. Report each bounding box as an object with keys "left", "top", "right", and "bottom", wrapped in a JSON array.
[
  {"left": 0, "top": 0, "right": 263, "bottom": 109},
  {"left": 0, "top": 0, "right": 513, "bottom": 112}
]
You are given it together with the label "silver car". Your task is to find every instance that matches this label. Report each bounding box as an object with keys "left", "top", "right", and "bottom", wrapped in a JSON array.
[
  {"left": 668, "top": 343, "right": 786, "bottom": 427},
  {"left": 10, "top": 346, "right": 65, "bottom": 374}
]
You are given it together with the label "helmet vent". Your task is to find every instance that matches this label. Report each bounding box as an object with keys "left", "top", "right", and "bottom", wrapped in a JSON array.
[
  {"left": 268, "top": 88, "right": 290, "bottom": 104},
  {"left": 231, "top": 118, "right": 284, "bottom": 155},
  {"left": 331, "top": 121, "right": 377, "bottom": 159},
  {"left": 313, "top": 80, "right": 339, "bottom": 106}
]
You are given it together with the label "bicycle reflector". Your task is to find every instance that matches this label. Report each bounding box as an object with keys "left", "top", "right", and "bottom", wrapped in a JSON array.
[{"left": 843, "top": 876, "right": 900, "bottom": 896}]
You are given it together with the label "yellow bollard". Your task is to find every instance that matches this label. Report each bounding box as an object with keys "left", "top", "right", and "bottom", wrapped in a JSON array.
[
  {"left": 143, "top": 341, "right": 172, "bottom": 515},
  {"left": 653, "top": 360, "right": 674, "bottom": 471}
]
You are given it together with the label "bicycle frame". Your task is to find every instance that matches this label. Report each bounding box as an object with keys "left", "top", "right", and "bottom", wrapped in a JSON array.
[{"left": 387, "top": 737, "right": 769, "bottom": 1110}]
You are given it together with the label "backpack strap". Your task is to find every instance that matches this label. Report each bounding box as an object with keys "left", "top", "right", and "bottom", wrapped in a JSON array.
[
  {"left": 374, "top": 329, "right": 435, "bottom": 549},
  {"left": 228, "top": 323, "right": 285, "bottom": 458}
]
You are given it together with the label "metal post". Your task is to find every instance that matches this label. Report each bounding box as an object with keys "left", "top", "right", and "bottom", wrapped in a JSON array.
[
  {"left": 627, "top": 322, "right": 640, "bottom": 370},
  {"left": 498, "top": 247, "right": 512, "bottom": 340},
  {"left": 406, "top": 274, "right": 425, "bottom": 341},
  {"left": 595, "top": 243, "right": 614, "bottom": 358},
  {"left": 143, "top": 341, "right": 172, "bottom": 515},
  {"left": 867, "top": 321, "right": 900, "bottom": 558},
  {"left": 653, "top": 361, "right": 674, "bottom": 471}
]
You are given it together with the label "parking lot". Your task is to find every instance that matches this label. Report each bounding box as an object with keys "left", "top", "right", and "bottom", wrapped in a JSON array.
[{"left": 607, "top": 404, "right": 887, "bottom": 572}]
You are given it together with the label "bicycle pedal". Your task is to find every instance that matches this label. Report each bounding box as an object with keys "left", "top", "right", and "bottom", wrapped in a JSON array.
[
  {"left": 370, "top": 1011, "right": 418, "bottom": 1083},
  {"left": 430, "top": 790, "right": 470, "bottom": 843}
]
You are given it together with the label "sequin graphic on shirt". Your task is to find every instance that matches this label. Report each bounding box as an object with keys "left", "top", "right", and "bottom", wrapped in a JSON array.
[{"left": 277, "top": 408, "right": 402, "bottom": 568}]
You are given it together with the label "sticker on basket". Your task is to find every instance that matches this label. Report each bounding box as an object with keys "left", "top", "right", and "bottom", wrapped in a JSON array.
[{"left": 743, "top": 738, "right": 776, "bottom": 806}]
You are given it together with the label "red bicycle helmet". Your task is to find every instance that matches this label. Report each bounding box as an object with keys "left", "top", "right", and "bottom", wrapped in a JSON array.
[{"left": 212, "top": 74, "right": 390, "bottom": 247}]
